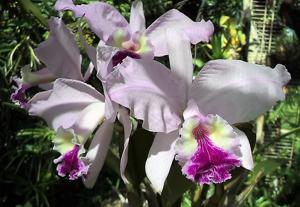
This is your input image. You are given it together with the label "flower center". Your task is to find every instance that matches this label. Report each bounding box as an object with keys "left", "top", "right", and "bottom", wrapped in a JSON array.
[
  {"left": 121, "top": 40, "right": 140, "bottom": 51},
  {"left": 192, "top": 123, "right": 208, "bottom": 140}
]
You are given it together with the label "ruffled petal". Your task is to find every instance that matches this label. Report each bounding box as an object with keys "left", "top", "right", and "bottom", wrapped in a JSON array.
[
  {"left": 55, "top": 0, "right": 129, "bottom": 42},
  {"left": 190, "top": 60, "right": 291, "bottom": 124},
  {"left": 129, "top": 0, "right": 146, "bottom": 33},
  {"left": 106, "top": 57, "right": 183, "bottom": 133},
  {"left": 28, "top": 79, "right": 105, "bottom": 136},
  {"left": 34, "top": 17, "right": 83, "bottom": 80},
  {"left": 95, "top": 43, "right": 118, "bottom": 81},
  {"left": 167, "top": 30, "right": 193, "bottom": 105},
  {"left": 83, "top": 120, "right": 114, "bottom": 188},
  {"left": 145, "top": 131, "right": 178, "bottom": 194},
  {"left": 146, "top": 9, "right": 214, "bottom": 56}
]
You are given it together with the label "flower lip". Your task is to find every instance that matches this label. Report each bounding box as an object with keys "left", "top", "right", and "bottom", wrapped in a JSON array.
[
  {"left": 54, "top": 144, "right": 89, "bottom": 180},
  {"left": 112, "top": 50, "right": 141, "bottom": 67},
  {"left": 185, "top": 129, "right": 241, "bottom": 184},
  {"left": 176, "top": 115, "right": 241, "bottom": 184},
  {"left": 10, "top": 83, "right": 30, "bottom": 109}
]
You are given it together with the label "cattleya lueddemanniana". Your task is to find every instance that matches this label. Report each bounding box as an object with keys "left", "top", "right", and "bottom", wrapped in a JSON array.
[
  {"left": 11, "top": 0, "right": 291, "bottom": 195},
  {"left": 11, "top": 17, "right": 87, "bottom": 108},
  {"left": 51, "top": 0, "right": 214, "bottom": 186},
  {"left": 105, "top": 30, "right": 291, "bottom": 193},
  {"left": 54, "top": 0, "right": 214, "bottom": 78},
  {"left": 12, "top": 0, "right": 214, "bottom": 189},
  {"left": 10, "top": 17, "right": 116, "bottom": 187}
]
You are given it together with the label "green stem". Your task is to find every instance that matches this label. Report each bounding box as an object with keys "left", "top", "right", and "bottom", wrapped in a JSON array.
[
  {"left": 126, "top": 183, "right": 144, "bottom": 207},
  {"left": 105, "top": 149, "right": 120, "bottom": 176}
]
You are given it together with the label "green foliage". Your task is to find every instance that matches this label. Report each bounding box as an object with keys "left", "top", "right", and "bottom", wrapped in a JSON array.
[{"left": 242, "top": 86, "right": 300, "bottom": 207}]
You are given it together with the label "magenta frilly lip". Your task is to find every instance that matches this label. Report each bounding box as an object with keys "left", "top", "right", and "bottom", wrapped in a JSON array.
[
  {"left": 177, "top": 117, "right": 241, "bottom": 185},
  {"left": 54, "top": 145, "right": 89, "bottom": 180}
]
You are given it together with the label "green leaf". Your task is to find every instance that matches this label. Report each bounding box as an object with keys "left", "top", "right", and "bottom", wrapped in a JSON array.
[
  {"left": 236, "top": 159, "right": 283, "bottom": 206},
  {"left": 19, "top": 0, "right": 48, "bottom": 27}
]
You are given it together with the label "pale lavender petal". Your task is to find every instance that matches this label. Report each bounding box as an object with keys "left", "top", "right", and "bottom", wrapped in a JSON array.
[
  {"left": 25, "top": 89, "right": 62, "bottom": 113},
  {"left": 118, "top": 107, "right": 132, "bottom": 184},
  {"left": 104, "top": 87, "right": 118, "bottom": 121},
  {"left": 167, "top": 30, "right": 193, "bottom": 105},
  {"left": 129, "top": 0, "right": 146, "bottom": 33},
  {"left": 39, "top": 82, "right": 54, "bottom": 91},
  {"left": 83, "top": 62, "right": 94, "bottom": 82},
  {"left": 106, "top": 57, "right": 183, "bottom": 133},
  {"left": 232, "top": 127, "right": 254, "bottom": 170},
  {"left": 83, "top": 120, "right": 114, "bottom": 188},
  {"left": 183, "top": 99, "right": 203, "bottom": 120},
  {"left": 146, "top": 9, "right": 214, "bottom": 56},
  {"left": 190, "top": 60, "right": 291, "bottom": 124},
  {"left": 28, "top": 79, "right": 105, "bottom": 135},
  {"left": 145, "top": 131, "right": 178, "bottom": 194},
  {"left": 54, "top": 145, "right": 89, "bottom": 180},
  {"left": 70, "top": 102, "right": 106, "bottom": 137},
  {"left": 34, "top": 17, "right": 83, "bottom": 80},
  {"left": 95, "top": 44, "right": 118, "bottom": 81},
  {"left": 55, "top": 0, "right": 129, "bottom": 42}
]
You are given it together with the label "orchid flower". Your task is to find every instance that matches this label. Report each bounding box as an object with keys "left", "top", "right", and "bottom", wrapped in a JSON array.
[
  {"left": 55, "top": 0, "right": 214, "bottom": 185},
  {"left": 11, "top": 17, "right": 86, "bottom": 108},
  {"left": 28, "top": 78, "right": 118, "bottom": 187},
  {"left": 55, "top": 0, "right": 214, "bottom": 72},
  {"left": 10, "top": 16, "right": 121, "bottom": 187},
  {"left": 105, "top": 31, "right": 291, "bottom": 193}
]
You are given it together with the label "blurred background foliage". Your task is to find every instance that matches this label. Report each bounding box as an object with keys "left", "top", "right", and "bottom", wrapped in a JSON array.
[{"left": 1, "top": 0, "right": 300, "bottom": 206}]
